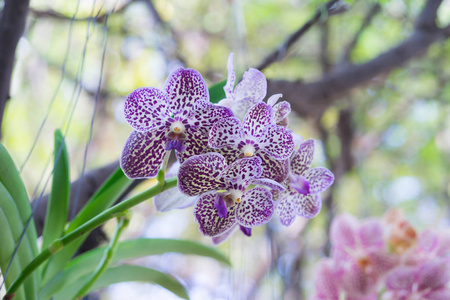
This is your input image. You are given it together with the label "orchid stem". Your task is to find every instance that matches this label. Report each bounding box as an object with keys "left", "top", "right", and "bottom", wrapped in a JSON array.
[{"left": 4, "top": 177, "right": 177, "bottom": 298}]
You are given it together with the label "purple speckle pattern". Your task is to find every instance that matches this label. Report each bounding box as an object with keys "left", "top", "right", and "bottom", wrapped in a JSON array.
[
  {"left": 178, "top": 152, "right": 228, "bottom": 196},
  {"left": 273, "top": 101, "right": 291, "bottom": 124},
  {"left": 224, "top": 53, "right": 236, "bottom": 99},
  {"left": 208, "top": 117, "right": 243, "bottom": 149},
  {"left": 175, "top": 128, "right": 209, "bottom": 163},
  {"left": 277, "top": 194, "right": 298, "bottom": 226},
  {"left": 258, "top": 153, "right": 289, "bottom": 183},
  {"left": 306, "top": 167, "right": 335, "bottom": 194},
  {"left": 291, "top": 139, "right": 315, "bottom": 176},
  {"left": 124, "top": 87, "right": 169, "bottom": 131},
  {"left": 194, "top": 191, "right": 237, "bottom": 237},
  {"left": 242, "top": 103, "right": 272, "bottom": 138},
  {"left": 189, "top": 100, "right": 234, "bottom": 135},
  {"left": 120, "top": 128, "right": 168, "bottom": 179},
  {"left": 236, "top": 187, "right": 274, "bottom": 227},
  {"left": 164, "top": 68, "right": 209, "bottom": 117},
  {"left": 220, "top": 156, "right": 262, "bottom": 183},
  {"left": 296, "top": 193, "right": 322, "bottom": 219},
  {"left": 232, "top": 68, "right": 267, "bottom": 119},
  {"left": 259, "top": 125, "right": 294, "bottom": 160}
]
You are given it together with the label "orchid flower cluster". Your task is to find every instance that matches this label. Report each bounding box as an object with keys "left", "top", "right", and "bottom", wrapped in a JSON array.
[
  {"left": 120, "top": 54, "right": 334, "bottom": 243},
  {"left": 312, "top": 209, "right": 450, "bottom": 300}
]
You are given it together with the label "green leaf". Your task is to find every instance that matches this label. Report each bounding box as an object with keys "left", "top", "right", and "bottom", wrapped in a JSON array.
[
  {"left": 40, "top": 238, "right": 230, "bottom": 299},
  {"left": 52, "top": 265, "right": 189, "bottom": 300},
  {"left": 42, "top": 130, "right": 70, "bottom": 250},
  {"left": 209, "top": 79, "right": 226, "bottom": 103},
  {"left": 41, "top": 167, "right": 132, "bottom": 284},
  {"left": 0, "top": 143, "right": 39, "bottom": 300}
]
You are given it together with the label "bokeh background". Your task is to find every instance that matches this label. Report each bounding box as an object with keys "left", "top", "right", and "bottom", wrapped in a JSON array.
[{"left": 2, "top": 0, "right": 450, "bottom": 298}]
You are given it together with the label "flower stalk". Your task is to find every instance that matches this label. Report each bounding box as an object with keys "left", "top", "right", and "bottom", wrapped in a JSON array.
[{"left": 4, "top": 177, "right": 177, "bottom": 298}]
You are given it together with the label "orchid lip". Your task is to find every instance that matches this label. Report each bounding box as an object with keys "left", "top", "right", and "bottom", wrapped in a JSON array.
[
  {"left": 241, "top": 144, "right": 255, "bottom": 157},
  {"left": 290, "top": 175, "right": 310, "bottom": 195}
]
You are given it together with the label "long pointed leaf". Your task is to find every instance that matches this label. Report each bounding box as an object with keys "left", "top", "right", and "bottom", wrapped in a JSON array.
[
  {"left": 40, "top": 238, "right": 230, "bottom": 299},
  {"left": 52, "top": 265, "right": 189, "bottom": 300},
  {"left": 42, "top": 130, "right": 70, "bottom": 250}
]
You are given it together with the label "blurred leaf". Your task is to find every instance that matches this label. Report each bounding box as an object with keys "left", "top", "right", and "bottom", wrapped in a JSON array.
[
  {"left": 42, "top": 167, "right": 133, "bottom": 284},
  {"left": 42, "top": 130, "right": 70, "bottom": 250},
  {"left": 40, "top": 238, "right": 230, "bottom": 299},
  {"left": 52, "top": 265, "right": 189, "bottom": 300},
  {"left": 209, "top": 79, "right": 226, "bottom": 103},
  {"left": 0, "top": 143, "right": 39, "bottom": 300}
]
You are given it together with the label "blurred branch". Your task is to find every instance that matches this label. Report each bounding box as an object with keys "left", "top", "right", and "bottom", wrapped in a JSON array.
[
  {"left": 0, "top": 0, "right": 30, "bottom": 139},
  {"left": 340, "top": 3, "right": 380, "bottom": 64},
  {"left": 256, "top": 0, "right": 346, "bottom": 71},
  {"left": 268, "top": 0, "right": 448, "bottom": 118}
]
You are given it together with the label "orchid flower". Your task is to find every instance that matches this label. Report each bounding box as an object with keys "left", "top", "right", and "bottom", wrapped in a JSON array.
[
  {"left": 121, "top": 68, "right": 233, "bottom": 179},
  {"left": 218, "top": 53, "right": 267, "bottom": 120},
  {"left": 178, "top": 152, "right": 284, "bottom": 237},
  {"left": 276, "top": 139, "right": 334, "bottom": 226},
  {"left": 209, "top": 102, "right": 293, "bottom": 182},
  {"left": 266, "top": 93, "right": 291, "bottom": 127}
]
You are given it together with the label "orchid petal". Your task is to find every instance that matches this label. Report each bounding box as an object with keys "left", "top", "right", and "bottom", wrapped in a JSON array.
[
  {"left": 208, "top": 117, "right": 243, "bottom": 149},
  {"left": 178, "top": 152, "right": 227, "bottom": 196},
  {"left": 164, "top": 68, "right": 209, "bottom": 116},
  {"left": 212, "top": 224, "right": 238, "bottom": 245},
  {"left": 276, "top": 192, "right": 298, "bottom": 226},
  {"left": 296, "top": 193, "right": 322, "bottom": 219},
  {"left": 291, "top": 139, "right": 315, "bottom": 176},
  {"left": 428, "top": 289, "right": 450, "bottom": 300},
  {"left": 267, "top": 94, "right": 282, "bottom": 107},
  {"left": 236, "top": 187, "right": 274, "bottom": 227},
  {"left": 234, "top": 68, "right": 267, "bottom": 104},
  {"left": 242, "top": 102, "right": 273, "bottom": 138},
  {"left": 239, "top": 225, "right": 252, "bottom": 237},
  {"left": 124, "top": 87, "right": 169, "bottom": 131},
  {"left": 341, "top": 263, "right": 378, "bottom": 298},
  {"left": 193, "top": 191, "right": 237, "bottom": 237},
  {"left": 306, "top": 167, "right": 335, "bottom": 193},
  {"left": 358, "top": 219, "right": 384, "bottom": 249},
  {"left": 175, "top": 128, "right": 209, "bottom": 163},
  {"left": 417, "top": 229, "right": 439, "bottom": 253},
  {"left": 258, "top": 153, "right": 289, "bottom": 183},
  {"left": 330, "top": 214, "right": 358, "bottom": 248},
  {"left": 259, "top": 125, "right": 294, "bottom": 160},
  {"left": 385, "top": 266, "right": 415, "bottom": 290},
  {"left": 367, "top": 250, "right": 398, "bottom": 276},
  {"left": 215, "top": 146, "right": 241, "bottom": 165},
  {"left": 417, "top": 259, "right": 450, "bottom": 291},
  {"left": 273, "top": 101, "right": 291, "bottom": 124},
  {"left": 223, "top": 53, "right": 236, "bottom": 100},
  {"left": 120, "top": 128, "right": 167, "bottom": 179},
  {"left": 251, "top": 178, "right": 285, "bottom": 191},
  {"left": 220, "top": 156, "right": 262, "bottom": 184},
  {"left": 189, "top": 100, "right": 234, "bottom": 135},
  {"left": 214, "top": 195, "right": 228, "bottom": 218},
  {"left": 314, "top": 259, "right": 342, "bottom": 300},
  {"left": 154, "top": 188, "right": 197, "bottom": 212}
]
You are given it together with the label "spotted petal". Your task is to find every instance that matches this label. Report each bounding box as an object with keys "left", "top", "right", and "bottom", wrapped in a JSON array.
[
  {"left": 234, "top": 68, "right": 267, "bottom": 104},
  {"left": 176, "top": 128, "right": 209, "bottom": 163},
  {"left": 194, "top": 191, "right": 237, "bottom": 237},
  {"left": 306, "top": 167, "right": 335, "bottom": 193},
  {"left": 120, "top": 128, "right": 167, "bottom": 179},
  {"left": 178, "top": 152, "right": 227, "bottom": 196},
  {"left": 223, "top": 53, "right": 236, "bottom": 100},
  {"left": 291, "top": 139, "right": 315, "bottom": 176},
  {"left": 212, "top": 224, "right": 238, "bottom": 245},
  {"left": 258, "top": 153, "right": 289, "bottom": 183},
  {"left": 251, "top": 178, "right": 285, "bottom": 191},
  {"left": 276, "top": 192, "right": 298, "bottom": 226},
  {"left": 189, "top": 100, "right": 234, "bottom": 135},
  {"left": 296, "top": 193, "right": 322, "bottom": 219},
  {"left": 164, "top": 68, "right": 209, "bottom": 117},
  {"left": 259, "top": 125, "right": 294, "bottom": 160},
  {"left": 124, "top": 87, "right": 169, "bottom": 131},
  {"left": 235, "top": 187, "right": 274, "bottom": 227},
  {"left": 208, "top": 117, "right": 243, "bottom": 149},
  {"left": 385, "top": 266, "right": 415, "bottom": 290},
  {"left": 220, "top": 156, "right": 262, "bottom": 184},
  {"left": 273, "top": 101, "right": 291, "bottom": 124},
  {"left": 242, "top": 102, "right": 273, "bottom": 138}
]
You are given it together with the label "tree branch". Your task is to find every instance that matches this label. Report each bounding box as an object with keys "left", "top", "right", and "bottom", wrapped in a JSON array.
[
  {"left": 256, "top": 0, "right": 344, "bottom": 71},
  {"left": 0, "top": 0, "right": 30, "bottom": 139},
  {"left": 268, "top": 1, "right": 448, "bottom": 118}
]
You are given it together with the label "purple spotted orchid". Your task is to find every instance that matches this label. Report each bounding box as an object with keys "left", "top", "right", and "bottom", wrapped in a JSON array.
[
  {"left": 121, "top": 68, "right": 233, "bottom": 179},
  {"left": 218, "top": 53, "right": 267, "bottom": 120},
  {"left": 266, "top": 93, "right": 291, "bottom": 127},
  {"left": 178, "top": 152, "right": 284, "bottom": 237},
  {"left": 209, "top": 102, "right": 293, "bottom": 183},
  {"left": 276, "top": 139, "right": 335, "bottom": 226}
]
